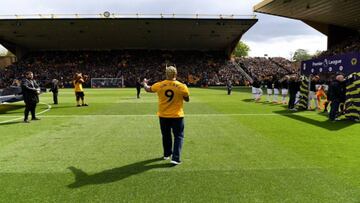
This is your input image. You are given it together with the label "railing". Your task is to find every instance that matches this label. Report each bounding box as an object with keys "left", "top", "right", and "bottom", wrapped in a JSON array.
[
  {"left": 228, "top": 61, "right": 254, "bottom": 84},
  {"left": 268, "top": 57, "right": 292, "bottom": 75},
  {"left": 0, "top": 13, "right": 257, "bottom": 20}
]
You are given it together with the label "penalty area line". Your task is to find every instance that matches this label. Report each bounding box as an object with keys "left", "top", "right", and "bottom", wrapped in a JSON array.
[{"left": 0, "top": 102, "right": 52, "bottom": 124}]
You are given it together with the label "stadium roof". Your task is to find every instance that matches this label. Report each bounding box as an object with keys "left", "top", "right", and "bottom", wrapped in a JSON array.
[
  {"left": 0, "top": 13, "right": 257, "bottom": 56},
  {"left": 254, "top": 0, "right": 360, "bottom": 32}
]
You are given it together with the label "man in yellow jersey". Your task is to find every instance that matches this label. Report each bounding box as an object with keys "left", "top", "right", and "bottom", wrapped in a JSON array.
[
  {"left": 143, "top": 66, "right": 190, "bottom": 165},
  {"left": 73, "top": 73, "right": 89, "bottom": 107}
]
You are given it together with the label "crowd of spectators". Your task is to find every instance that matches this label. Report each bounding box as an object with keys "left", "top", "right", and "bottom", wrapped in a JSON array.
[
  {"left": 236, "top": 56, "right": 298, "bottom": 80},
  {"left": 0, "top": 50, "right": 297, "bottom": 88},
  {"left": 316, "top": 35, "right": 360, "bottom": 58}
]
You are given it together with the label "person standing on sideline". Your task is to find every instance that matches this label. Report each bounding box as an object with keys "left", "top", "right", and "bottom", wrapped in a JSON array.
[
  {"left": 288, "top": 75, "right": 300, "bottom": 111},
  {"left": 73, "top": 73, "right": 89, "bottom": 107},
  {"left": 143, "top": 66, "right": 190, "bottom": 165},
  {"left": 50, "top": 79, "right": 59, "bottom": 104},
  {"left": 227, "top": 80, "right": 232, "bottom": 95},
  {"left": 136, "top": 78, "right": 142, "bottom": 99},
  {"left": 21, "top": 71, "right": 41, "bottom": 123},
  {"left": 328, "top": 73, "right": 346, "bottom": 121}
]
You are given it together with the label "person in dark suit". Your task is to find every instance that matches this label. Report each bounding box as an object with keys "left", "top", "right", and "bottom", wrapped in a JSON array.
[
  {"left": 50, "top": 79, "right": 59, "bottom": 104},
  {"left": 21, "top": 71, "right": 41, "bottom": 123},
  {"left": 136, "top": 78, "right": 142, "bottom": 99},
  {"left": 288, "top": 75, "right": 300, "bottom": 110},
  {"left": 328, "top": 73, "right": 346, "bottom": 121}
]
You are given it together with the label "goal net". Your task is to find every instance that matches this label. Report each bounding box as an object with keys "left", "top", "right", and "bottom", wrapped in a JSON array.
[{"left": 91, "top": 78, "right": 124, "bottom": 88}]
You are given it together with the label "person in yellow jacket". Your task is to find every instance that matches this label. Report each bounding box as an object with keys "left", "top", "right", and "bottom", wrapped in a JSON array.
[
  {"left": 143, "top": 66, "right": 190, "bottom": 165},
  {"left": 73, "top": 73, "right": 89, "bottom": 107}
]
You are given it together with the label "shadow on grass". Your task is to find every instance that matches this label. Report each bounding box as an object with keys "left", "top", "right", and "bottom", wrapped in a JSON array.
[
  {"left": 242, "top": 99, "right": 288, "bottom": 107},
  {"left": 242, "top": 99, "right": 255, "bottom": 102},
  {"left": 0, "top": 104, "right": 24, "bottom": 114},
  {"left": 241, "top": 98, "right": 355, "bottom": 131},
  {"left": 67, "top": 157, "right": 173, "bottom": 188},
  {"left": 0, "top": 120, "right": 24, "bottom": 125},
  {"left": 273, "top": 109, "right": 355, "bottom": 131}
]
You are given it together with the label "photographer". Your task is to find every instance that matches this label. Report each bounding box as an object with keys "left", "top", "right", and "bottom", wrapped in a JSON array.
[{"left": 21, "top": 71, "right": 41, "bottom": 123}]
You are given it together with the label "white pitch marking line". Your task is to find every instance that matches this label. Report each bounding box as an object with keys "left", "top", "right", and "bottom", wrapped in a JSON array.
[
  {"left": 0, "top": 102, "right": 52, "bottom": 124},
  {"left": 15, "top": 113, "right": 319, "bottom": 118}
]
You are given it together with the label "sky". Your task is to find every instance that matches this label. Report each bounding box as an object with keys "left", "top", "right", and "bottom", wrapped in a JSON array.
[{"left": 0, "top": 0, "right": 327, "bottom": 58}]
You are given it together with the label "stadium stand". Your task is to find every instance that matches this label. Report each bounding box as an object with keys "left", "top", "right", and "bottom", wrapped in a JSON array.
[
  {"left": 0, "top": 15, "right": 264, "bottom": 88},
  {"left": 0, "top": 51, "right": 296, "bottom": 88}
]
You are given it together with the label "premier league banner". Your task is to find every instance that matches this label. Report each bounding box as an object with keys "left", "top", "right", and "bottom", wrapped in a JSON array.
[{"left": 301, "top": 52, "right": 360, "bottom": 76}]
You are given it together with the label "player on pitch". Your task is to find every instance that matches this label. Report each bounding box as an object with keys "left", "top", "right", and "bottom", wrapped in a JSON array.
[{"left": 143, "top": 66, "right": 190, "bottom": 165}]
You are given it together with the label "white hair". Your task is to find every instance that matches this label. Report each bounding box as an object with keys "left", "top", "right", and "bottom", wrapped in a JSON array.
[{"left": 166, "top": 66, "right": 177, "bottom": 80}]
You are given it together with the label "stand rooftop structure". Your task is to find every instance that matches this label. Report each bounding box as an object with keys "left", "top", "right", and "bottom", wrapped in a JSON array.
[
  {"left": 0, "top": 13, "right": 258, "bottom": 59},
  {"left": 254, "top": 0, "right": 360, "bottom": 49}
]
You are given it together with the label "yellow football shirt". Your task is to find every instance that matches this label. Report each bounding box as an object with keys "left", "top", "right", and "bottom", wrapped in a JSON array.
[
  {"left": 73, "top": 79, "right": 84, "bottom": 92},
  {"left": 151, "top": 80, "right": 190, "bottom": 118}
]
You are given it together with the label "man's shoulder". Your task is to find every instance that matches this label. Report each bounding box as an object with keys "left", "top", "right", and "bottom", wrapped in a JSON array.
[{"left": 173, "top": 80, "right": 187, "bottom": 86}]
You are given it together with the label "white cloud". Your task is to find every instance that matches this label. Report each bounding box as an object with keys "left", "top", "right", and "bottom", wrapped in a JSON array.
[{"left": 244, "top": 35, "right": 327, "bottom": 59}]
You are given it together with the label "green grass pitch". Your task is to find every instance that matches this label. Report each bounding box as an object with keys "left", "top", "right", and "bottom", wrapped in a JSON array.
[{"left": 0, "top": 87, "right": 359, "bottom": 202}]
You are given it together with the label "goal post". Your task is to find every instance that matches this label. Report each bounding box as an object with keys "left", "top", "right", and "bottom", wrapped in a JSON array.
[{"left": 90, "top": 77, "right": 124, "bottom": 88}]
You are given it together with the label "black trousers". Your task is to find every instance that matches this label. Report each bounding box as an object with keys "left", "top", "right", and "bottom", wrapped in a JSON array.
[
  {"left": 227, "top": 88, "right": 232, "bottom": 95},
  {"left": 136, "top": 87, "right": 141, "bottom": 98},
  {"left": 24, "top": 102, "right": 37, "bottom": 120},
  {"left": 288, "top": 92, "right": 297, "bottom": 109},
  {"left": 53, "top": 92, "right": 58, "bottom": 104},
  {"left": 159, "top": 117, "right": 184, "bottom": 162},
  {"left": 329, "top": 100, "right": 340, "bottom": 120}
]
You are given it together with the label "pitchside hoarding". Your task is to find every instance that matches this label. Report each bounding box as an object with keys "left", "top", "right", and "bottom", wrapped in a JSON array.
[{"left": 301, "top": 52, "right": 360, "bottom": 75}]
